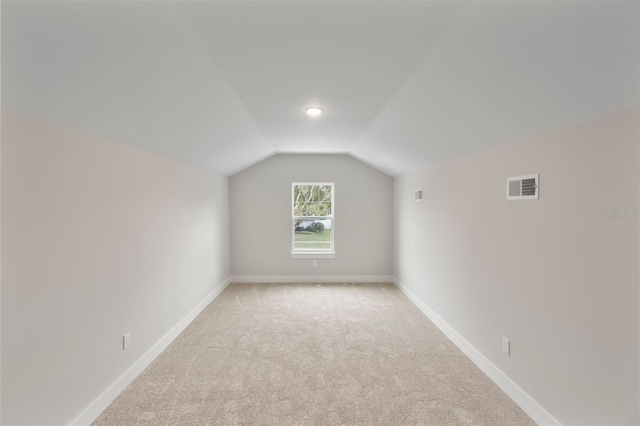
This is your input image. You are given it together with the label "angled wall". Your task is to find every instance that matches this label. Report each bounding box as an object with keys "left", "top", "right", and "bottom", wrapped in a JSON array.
[
  {"left": 393, "top": 107, "right": 640, "bottom": 425},
  {"left": 1, "top": 108, "right": 231, "bottom": 425},
  {"left": 230, "top": 154, "right": 393, "bottom": 279}
]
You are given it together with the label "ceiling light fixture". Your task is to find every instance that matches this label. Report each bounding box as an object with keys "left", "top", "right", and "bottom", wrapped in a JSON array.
[{"left": 305, "top": 106, "right": 323, "bottom": 116}]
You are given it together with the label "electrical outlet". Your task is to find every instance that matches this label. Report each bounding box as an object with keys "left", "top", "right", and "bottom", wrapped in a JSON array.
[
  {"left": 312, "top": 260, "right": 318, "bottom": 267},
  {"left": 502, "top": 337, "right": 510, "bottom": 355},
  {"left": 123, "top": 333, "right": 131, "bottom": 350},
  {"left": 212, "top": 270, "right": 216, "bottom": 280}
]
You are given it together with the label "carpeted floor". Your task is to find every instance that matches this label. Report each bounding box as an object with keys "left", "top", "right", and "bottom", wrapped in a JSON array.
[{"left": 94, "top": 283, "right": 535, "bottom": 425}]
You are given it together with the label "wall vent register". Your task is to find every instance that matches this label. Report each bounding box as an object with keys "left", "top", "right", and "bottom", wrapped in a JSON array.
[{"left": 506, "top": 174, "right": 539, "bottom": 200}]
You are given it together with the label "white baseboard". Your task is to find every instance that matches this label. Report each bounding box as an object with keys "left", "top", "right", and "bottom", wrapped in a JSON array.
[
  {"left": 69, "top": 275, "right": 556, "bottom": 425},
  {"left": 70, "top": 277, "right": 233, "bottom": 426},
  {"left": 230, "top": 275, "right": 395, "bottom": 283},
  {"left": 392, "top": 278, "right": 561, "bottom": 426}
]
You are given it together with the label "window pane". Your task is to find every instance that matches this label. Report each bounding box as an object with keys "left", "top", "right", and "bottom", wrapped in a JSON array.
[
  {"left": 293, "top": 219, "right": 332, "bottom": 250},
  {"left": 293, "top": 184, "right": 332, "bottom": 216},
  {"left": 294, "top": 202, "right": 332, "bottom": 217}
]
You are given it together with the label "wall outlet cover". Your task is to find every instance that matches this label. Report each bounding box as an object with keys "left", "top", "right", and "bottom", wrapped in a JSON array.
[{"left": 502, "top": 337, "right": 510, "bottom": 355}]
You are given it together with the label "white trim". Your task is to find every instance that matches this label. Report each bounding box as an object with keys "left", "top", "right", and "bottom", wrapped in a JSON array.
[
  {"left": 292, "top": 182, "right": 335, "bottom": 253},
  {"left": 231, "top": 275, "right": 394, "bottom": 283},
  {"left": 70, "top": 277, "right": 233, "bottom": 426},
  {"left": 392, "top": 277, "right": 561, "bottom": 426},
  {"left": 69, "top": 275, "right": 557, "bottom": 425},
  {"left": 290, "top": 252, "right": 335, "bottom": 259}
]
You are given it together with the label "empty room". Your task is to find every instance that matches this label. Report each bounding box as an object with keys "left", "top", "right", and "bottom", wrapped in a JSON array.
[{"left": 1, "top": 1, "right": 639, "bottom": 425}]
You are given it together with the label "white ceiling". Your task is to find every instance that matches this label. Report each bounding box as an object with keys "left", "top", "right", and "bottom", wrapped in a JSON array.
[{"left": 2, "top": 1, "right": 639, "bottom": 176}]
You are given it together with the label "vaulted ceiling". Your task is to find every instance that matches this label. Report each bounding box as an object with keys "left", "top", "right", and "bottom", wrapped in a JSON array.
[{"left": 2, "top": 1, "right": 639, "bottom": 176}]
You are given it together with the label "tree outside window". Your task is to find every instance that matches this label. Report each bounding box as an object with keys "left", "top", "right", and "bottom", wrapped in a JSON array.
[{"left": 292, "top": 183, "right": 334, "bottom": 252}]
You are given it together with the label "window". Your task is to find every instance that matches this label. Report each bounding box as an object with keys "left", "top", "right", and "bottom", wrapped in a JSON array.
[{"left": 291, "top": 183, "right": 334, "bottom": 258}]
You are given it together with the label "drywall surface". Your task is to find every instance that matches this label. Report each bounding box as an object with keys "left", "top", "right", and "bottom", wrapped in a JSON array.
[
  {"left": 0, "top": 109, "right": 3, "bottom": 424},
  {"left": 1, "top": 108, "right": 230, "bottom": 425},
  {"left": 393, "top": 107, "right": 640, "bottom": 425},
  {"left": 230, "top": 154, "right": 393, "bottom": 277}
]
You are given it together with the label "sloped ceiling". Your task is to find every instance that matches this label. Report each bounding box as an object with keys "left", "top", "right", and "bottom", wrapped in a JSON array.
[{"left": 2, "top": 1, "right": 639, "bottom": 176}]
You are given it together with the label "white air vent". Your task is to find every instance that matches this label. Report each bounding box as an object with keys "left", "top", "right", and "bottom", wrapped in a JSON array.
[
  {"left": 414, "top": 189, "right": 423, "bottom": 201},
  {"left": 506, "top": 174, "right": 539, "bottom": 200}
]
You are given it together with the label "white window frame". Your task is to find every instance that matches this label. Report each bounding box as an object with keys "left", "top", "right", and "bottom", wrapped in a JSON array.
[{"left": 291, "top": 182, "right": 335, "bottom": 259}]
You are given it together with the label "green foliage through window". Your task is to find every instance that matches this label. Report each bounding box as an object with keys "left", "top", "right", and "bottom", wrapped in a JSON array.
[
  {"left": 293, "top": 184, "right": 332, "bottom": 217},
  {"left": 292, "top": 183, "right": 334, "bottom": 252}
]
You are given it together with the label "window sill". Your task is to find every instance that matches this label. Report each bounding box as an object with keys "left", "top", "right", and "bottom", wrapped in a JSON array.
[{"left": 290, "top": 252, "right": 335, "bottom": 259}]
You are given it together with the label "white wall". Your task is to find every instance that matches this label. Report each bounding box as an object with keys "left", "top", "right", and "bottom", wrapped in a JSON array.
[
  {"left": 0, "top": 108, "right": 230, "bottom": 425},
  {"left": 230, "top": 154, "right": 393, "bottom": 278},
  {"left": 0, "top": 109, "right": 3, "bottom": 423},
  {"left": 394, "top": 107, "right": 640, "bottom": 425}
]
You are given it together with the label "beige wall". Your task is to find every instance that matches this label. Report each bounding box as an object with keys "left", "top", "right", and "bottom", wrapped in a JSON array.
[
  {"left": 230, "top": 154, "right": 393, "bottom": 277},
  {"left": 393, "top": 107, "right": 640, "bottom": 425},
  {"left": 1, "top": 108, "right": 231, "bottom": 425},
  {"left": 0, "top": 109, "right": 3, "bottom": 424},
  {"left": 2, "top": 104, "right": 637, "bottom": 424}
]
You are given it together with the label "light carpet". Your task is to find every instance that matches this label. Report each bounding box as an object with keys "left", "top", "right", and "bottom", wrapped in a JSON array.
[{"left": 94, "top": 282, "right": 535, "bottom": 425}]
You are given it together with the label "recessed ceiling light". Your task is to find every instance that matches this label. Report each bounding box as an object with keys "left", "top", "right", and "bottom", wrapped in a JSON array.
[{"left": 305, "top": 106, "right": 323, "bottom": 116}]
